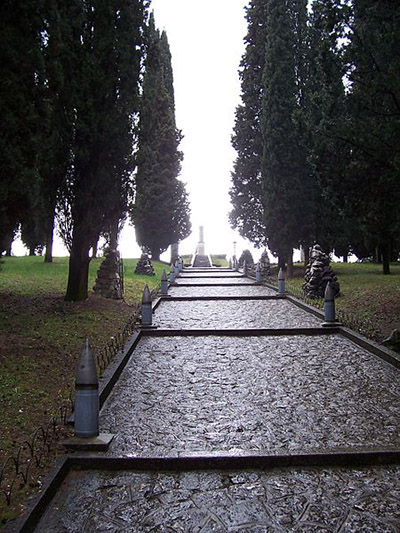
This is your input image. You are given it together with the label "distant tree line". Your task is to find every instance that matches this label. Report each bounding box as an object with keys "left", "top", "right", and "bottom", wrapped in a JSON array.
[
  {"left": 0, "top": 1, "right": 191, "bottom": 300},
  {"left": 230, "top": 0, "right": 400, "bottom": 274}
]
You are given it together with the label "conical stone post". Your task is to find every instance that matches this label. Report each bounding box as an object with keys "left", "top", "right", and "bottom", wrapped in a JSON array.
[
  {"left": 74, "top": 339, "right": 99, "bottom": 438},
  {"left": 169, "top": 264, "right": 176, "bottom": 283},
  {"left": 160, "top": 269, "right": 168, "bottom": 295},
  {"left": 141, "top": 284, "right": 152, "bottom": 326},
  {"left": 278, "top": 267, "right": 286, "bottom": 294},
  {"left": 243, "top": 259, "right": 248, "bottom": 277},
  {"left": 322, "top": 281, "right": 341, "bottom": 327},
  {"left": 256, "top": 263, "right": 262, "bottom": 284}
]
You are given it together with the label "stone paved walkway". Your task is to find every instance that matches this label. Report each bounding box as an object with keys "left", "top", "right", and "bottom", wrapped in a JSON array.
[{"left": 34, "top": 268, "right": 400, "bottom": 532}]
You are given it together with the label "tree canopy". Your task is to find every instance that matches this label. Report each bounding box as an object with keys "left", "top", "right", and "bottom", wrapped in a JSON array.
[{"left": 230, "top": 0, "right": 400, "bottom": 272}]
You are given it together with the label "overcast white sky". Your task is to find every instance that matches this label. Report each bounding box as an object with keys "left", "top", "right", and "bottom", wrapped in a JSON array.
[{"left": 15, "top": 0, "right": 265, "bottom": 261}]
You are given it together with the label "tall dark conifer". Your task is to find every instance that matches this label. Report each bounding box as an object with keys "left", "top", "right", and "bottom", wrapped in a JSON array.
[
  {"left": 343, "top": 0, "right": 400, "bottom": 273},
  {"left": 261, "top": 0, "right": 312, "bottom": 266},
  {"left": 229, "top": 0, "right": 268, "bottom": 247},
  {"left": 131, "top": 14, "right": 191, "bottom": 260},
  {"left": 305, "top": 0, "right": 351, "bottom": 257},
  {"left": 0, "top": 0, "right": 45, "bottom": 254},
  {"left": 64, "top": 0, "right": 147, "bottom": 301}
]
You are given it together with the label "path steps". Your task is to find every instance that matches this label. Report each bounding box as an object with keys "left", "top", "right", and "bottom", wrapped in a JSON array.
[{"left": 16, "top": 268, "right": 400, "bottom": 531}]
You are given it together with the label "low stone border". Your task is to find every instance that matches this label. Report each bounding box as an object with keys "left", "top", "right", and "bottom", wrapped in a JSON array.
[
  {"left": 159, "top": 295, "right": 286, "bottom": 301},
  {"left": 140, "top": 327, "right": 338, "bottom": 337},
  {"left": 174, "top": 282, "right": 257, "bottom": 287}
]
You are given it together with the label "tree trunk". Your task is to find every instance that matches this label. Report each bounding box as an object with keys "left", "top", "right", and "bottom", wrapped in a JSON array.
[
  {"left": 381, "top": 242, "right": 391, "bottom": 275},
  {"left": 303, "top": 245, "right": 310, "bottom": 267},
  {"left": 151, "top": 249, "right": 160, "bottom": 261},
  {"left": 29, "top": 246, "right": 36, "bottom": 256},
  {"left": 287, "top": 250, "right": 293, "bottom": 278},
  {"left": 65, "top": 227, "right": 91, "bottom": 301},
  {"left": 278, "top": 255, "right": 286, "bottom": 270},
  {"left": 5, "top": 237, "right": 13, "bottom": 257},
  {"left": 342, "top": 255, "right": 348, "bottom": 263},
  {"left": 91, "top": 237, "right": 99, "bottom": 259},
  {"left": 109, "top": 216, "right": 119, "bottom": 250},
  {"left": 44, "top": 212, "right": 54, "bottom": 263}
]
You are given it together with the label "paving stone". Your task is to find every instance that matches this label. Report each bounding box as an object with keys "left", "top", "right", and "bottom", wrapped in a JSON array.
[
  {"left": 175, "top": 278, "right": 254, "bottom": 285},
  {"left": 179, "top": 272, "right": 244, "bottom": 278},
  {"left": 169, "top": 285, "right": 276, "bottom": 297},
  {"left": 100, "top": 335, "right": 400, "bottom": 457},
  {"left": 153, "top": 300, "right": 321, "bottom": 329},
  {"left": 36, "top": 466, "right": 400, "bottom": 531}
]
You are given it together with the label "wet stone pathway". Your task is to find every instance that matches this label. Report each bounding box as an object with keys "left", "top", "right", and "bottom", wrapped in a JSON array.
[{"left": 35, "top": 267, "right": 400, "bottom": 531}]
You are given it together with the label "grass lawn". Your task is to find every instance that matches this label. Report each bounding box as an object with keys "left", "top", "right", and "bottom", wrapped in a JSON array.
[
  {"left": 0, "top": 255, "right": 166, "bottom": 523},
  {"left": 283, "top": 261, "right": 400, "bottom": 341}
]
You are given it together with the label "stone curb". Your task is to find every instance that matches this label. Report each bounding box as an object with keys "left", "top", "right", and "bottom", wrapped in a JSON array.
[
  {"left": 178, "top": 275, "right": 244, "bottom": 279},
  {"left": 158, "top": 295, "right": 286, "bottom": 301},
  {"left": 173, "top": 282, "right": 256, "bottom": 287},
  {"left": 140, "top": 327, "right": 338, "bottom": 337}
]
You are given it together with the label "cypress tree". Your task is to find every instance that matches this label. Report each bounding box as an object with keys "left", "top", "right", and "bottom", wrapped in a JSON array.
[
  {"left": 305, "top": 0, "right": 351, "bottom": 257},
  {"left": 229, "top": 0, "right": 269, "bottom": 247},
  {"left": 0, "top": 0, "right": 45, "bottom": 254},
  {"left": 261, "top": 0, "right": 312, "bottom": 266},
  {"left": 63, "top": 0, "right": 147, "bottom": 300},
  {"left": 343, "top": 0, "right": 400, "bottom": 273},
  {"left": 131, "top": 14, "right": 191, "bottom": 260}
]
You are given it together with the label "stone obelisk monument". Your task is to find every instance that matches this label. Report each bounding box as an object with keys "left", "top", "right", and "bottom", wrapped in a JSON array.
[{"left": 193, "top": 226, "right": 211, "bottom": 267}]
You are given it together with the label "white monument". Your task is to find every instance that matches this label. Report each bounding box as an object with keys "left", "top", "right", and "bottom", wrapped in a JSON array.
[{"left": 192, "top": 225, "right": 211, "bottom": 267}]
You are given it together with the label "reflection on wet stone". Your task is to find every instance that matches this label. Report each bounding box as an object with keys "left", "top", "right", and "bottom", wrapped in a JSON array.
[
  {"left": 34, "top": 269, "right": 400, "bottom": 530},
  {"left": 37, "top": 467, "right": 400, "bottom": 531},
  {"left": 153, "top": 300, "right": 322, "bottom": 329},
  {"left": 100, "top": 335, "right": 400, "bottom": 456},
  {"left": 169, "top": 285, "right": 276, "bottom": 297}
]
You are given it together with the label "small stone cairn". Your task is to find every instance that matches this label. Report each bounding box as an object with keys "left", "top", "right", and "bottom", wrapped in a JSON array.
[
  {"left": 257, "top": 249, "right": 271, "bottom": 279},
  {"left": 302, "top": 244, "right": 340, "bottom": 299},
  {"left": 93, "top": 249, "right": 123, "bottom": 299},
  {"left": 134, "top": 254, "right": 155, "bottom": 276}
]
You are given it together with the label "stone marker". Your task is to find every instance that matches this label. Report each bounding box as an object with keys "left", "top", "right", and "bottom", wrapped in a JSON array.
[
  {"left": 93, "top": 248, "right": 123, "bottom": 299},
  {"left": 134, "top": 253, "right": 155, "bottom": 276},
  {"left": 303, "top": 244, "right": 340, "bottom": 299}
]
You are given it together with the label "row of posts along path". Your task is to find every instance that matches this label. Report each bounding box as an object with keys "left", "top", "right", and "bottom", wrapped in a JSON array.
[{"left": 31, "top": 264, "right": 400, "bottom": 531}]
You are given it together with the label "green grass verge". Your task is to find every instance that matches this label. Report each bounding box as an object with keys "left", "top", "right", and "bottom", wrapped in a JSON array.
[
  {"left": 0, "top": 255, "right": 165, "bottom": 523},
  {"left": 284, "top": 261, "right": 400, "bottom": 340}
]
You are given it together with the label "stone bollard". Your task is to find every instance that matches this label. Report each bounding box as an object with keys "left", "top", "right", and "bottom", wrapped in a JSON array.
[
  {"left": 141, "top": 284, "right": 152, "bottom": 326},
  {"left": 243, "top": 259, "right": 248, "bottom": 276},
  {"left": 235, "top": 258, "right": 239, "bottom": 272},
  {"left": 229, "top": 258, "right": 232, "bottom": 269},
  {"left": 160, "top": 269, "right": 168, "bottom": 295},
  {"left": 175, "top": 259, "right": 180, "bottom": 275},
  {"left": 74, "top": 339, "right": 99, "bottom": 438},
  {"left": 322, "top": 281, "right": 340, "bottom": 326},
  {"left": 278, "top": 267, "right": 285, "bottom": 294},
  {"left": 178, "top": 257, "right": 184, "bottom": 271},
  {"left": 256, "top": 263, "right": 262, "bottom": 283},
  {"left": 169, "top": 264, "right": 176, "bottom": 283}
]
